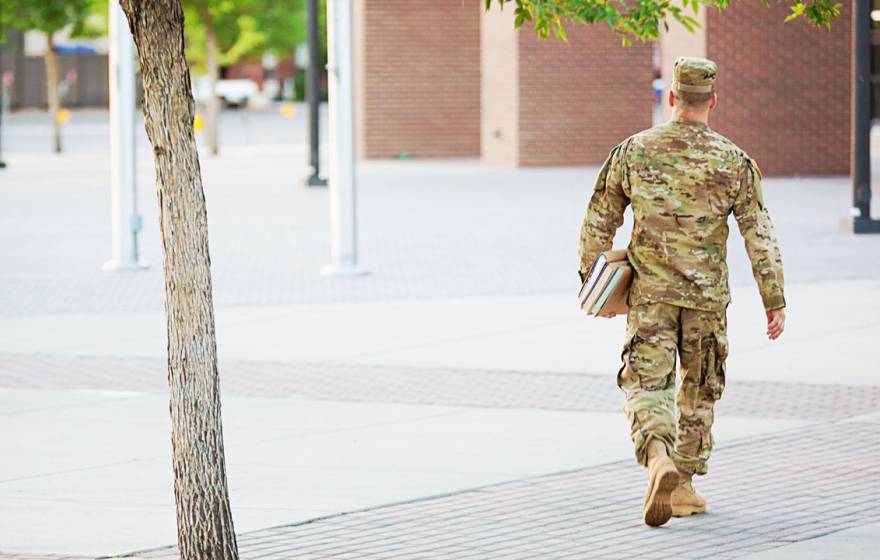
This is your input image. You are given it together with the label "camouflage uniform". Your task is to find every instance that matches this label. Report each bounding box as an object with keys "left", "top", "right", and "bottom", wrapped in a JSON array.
[{"left": 578, "top": 57, "right": 785, "bottom": 476}]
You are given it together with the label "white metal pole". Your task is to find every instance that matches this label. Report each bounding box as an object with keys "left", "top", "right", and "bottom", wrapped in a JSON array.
[
  {"left": 103, "top": 1, "right": 146, "bottom": 271},
  {"left": 322, "top": 0, "right": 366, "bottom": 276}
]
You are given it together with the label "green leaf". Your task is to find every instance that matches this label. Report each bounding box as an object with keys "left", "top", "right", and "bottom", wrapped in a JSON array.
[
  {"left": 483, "top": 0, "right": 842, "bottom": 44},
  {"left": 784, "top": 2, "right": 806, "bottom": 23}
]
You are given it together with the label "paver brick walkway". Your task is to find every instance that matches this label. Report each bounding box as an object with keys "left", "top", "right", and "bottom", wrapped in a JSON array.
[
  {"left": 116, "top": 421, "right": 879, "bottom": 559},
  {"left": 2, "top": 353, "right": 880, "bottom": 420},
  {"left": 3, "top": 111, "right": 880, "bottom": 318},
  {"left": 2, "top": 353, "right": 878, "bottom": 559}
]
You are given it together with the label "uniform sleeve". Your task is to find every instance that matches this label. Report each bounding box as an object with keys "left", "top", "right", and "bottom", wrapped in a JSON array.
[
  {"left": 578, "top": 142, "right": 631, "bottom": 281},
  {"left": 732, "top": 157, "right": 786, "bottom": 310}
]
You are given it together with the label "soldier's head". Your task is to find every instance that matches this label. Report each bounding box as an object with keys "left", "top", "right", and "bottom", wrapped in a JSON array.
[{"left": 669, "top": 57, "right": 718, "bottom": 113}]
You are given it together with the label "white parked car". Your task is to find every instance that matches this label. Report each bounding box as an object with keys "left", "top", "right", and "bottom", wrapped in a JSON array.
[{"left": 193, "top": 78, "right": 259, "bottom": 108}]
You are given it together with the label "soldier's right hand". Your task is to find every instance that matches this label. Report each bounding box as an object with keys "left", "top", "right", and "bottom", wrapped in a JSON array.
[{"left": 766, "top": 308, "right": 785, "bottom": 341}]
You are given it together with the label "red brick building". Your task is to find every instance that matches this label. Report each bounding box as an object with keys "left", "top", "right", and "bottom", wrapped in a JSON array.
[
  {"left": 354, "top": 0, "right": 851, "bottom": 176},
  {"left": 483, "top": 8, "right": 653, "bottom": 167}
]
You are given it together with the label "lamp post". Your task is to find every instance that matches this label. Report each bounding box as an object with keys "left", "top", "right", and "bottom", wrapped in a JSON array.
[
  {"left": 321, "top": 0, "right": 365, "bottom": 276},
  {"left": 0, "top": 92, "right": 6, "bottom": 169},
  {"left": 0, "top": 39, "right": 7, "bottom": 170},
  {"left": 306, "top": 0, "right": 327, "bottom": 187},
  {"left": 102, "top": 1, "right": 147, "bottom": 270},
  {"left": 851, "top": 0, "right": 880, "bottom": 233}
]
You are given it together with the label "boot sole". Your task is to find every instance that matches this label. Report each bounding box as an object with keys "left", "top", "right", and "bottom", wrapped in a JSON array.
[
  {"left": 671, "top": 504, "right": 706, "bottom": 517},
  {"left": 643, "top": 466, "right": 678, "bottom": 527}
]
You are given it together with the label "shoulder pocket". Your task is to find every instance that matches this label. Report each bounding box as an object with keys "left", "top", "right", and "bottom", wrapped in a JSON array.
[
  {"left": 594, "top": 143, "right": 628, "bottom": 193},
  {"left": 744, "top": 157, "right": 765, "bottom": 210}
]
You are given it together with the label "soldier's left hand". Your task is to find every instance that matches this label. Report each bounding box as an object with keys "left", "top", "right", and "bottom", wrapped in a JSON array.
[{"left": 766, "top": 308, "right": 785, "bottom": 340}]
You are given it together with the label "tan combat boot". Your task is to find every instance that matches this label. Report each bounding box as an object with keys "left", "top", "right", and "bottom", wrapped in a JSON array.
[
  {"left": 643, "top": 439, "right": 679, "bottom": 527},
  {"left": 671, "top": 469, "right": 707, "bottom": 517}
]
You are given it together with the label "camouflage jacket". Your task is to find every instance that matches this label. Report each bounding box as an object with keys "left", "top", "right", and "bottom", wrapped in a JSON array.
[{"left": 578, "top": 119, "right": 785, "bottom": 311}]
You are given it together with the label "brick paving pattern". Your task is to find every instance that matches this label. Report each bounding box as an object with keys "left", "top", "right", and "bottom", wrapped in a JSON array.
[
  {"left": 113, "top": 421, "right": 879, "bottom": 560},
  {"left": 2, "top": 353, "right": 880, "bottom": 420},
  {"left": 3, "top": 112, "right": 879, "bottom": 318}
]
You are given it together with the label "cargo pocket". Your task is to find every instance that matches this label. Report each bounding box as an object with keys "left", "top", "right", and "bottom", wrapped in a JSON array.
[
  {"left": 704, "top": 331, "right": 728, "bottom": 401},
  {"left": 616, "top": 329, "right": 637, "bottom": 390}
]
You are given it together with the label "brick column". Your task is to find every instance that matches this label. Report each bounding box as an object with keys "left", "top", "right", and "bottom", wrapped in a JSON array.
[
  {"left": 481, "top": 6, "right": 519, "bottom": 166},
  {"left": 706, "top": 0, "right": 851, "bottom": 176}
]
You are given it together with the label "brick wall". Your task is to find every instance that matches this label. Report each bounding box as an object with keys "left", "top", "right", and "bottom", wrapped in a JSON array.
[
  {"left": 355, "top": 0, "right": 481, "bottom": 159},
  {"left": 707, "top": 1, "right": 851, "bottom": 176},
  {"left": 516, "top": 25, "right": 653, "bottom": 167}
]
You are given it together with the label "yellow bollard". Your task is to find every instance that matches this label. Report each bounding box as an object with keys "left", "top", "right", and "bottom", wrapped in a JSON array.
[
  {"left": 280, "top": 103, "right": 297, "bottom": 118},
  {"left": 193, "top": 113, "right": 205, "bottom": 132}
]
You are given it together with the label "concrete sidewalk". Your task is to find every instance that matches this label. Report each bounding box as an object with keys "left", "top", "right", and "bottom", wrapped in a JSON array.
[
  {"left": 1, "top": 110, "right": 878, "bottom": 559},
  {"left": 1, "top": 279, "right": 878, "bottom": 385},
  {"left": 1, "top": 284, "right": 877, "bottom": 557}
]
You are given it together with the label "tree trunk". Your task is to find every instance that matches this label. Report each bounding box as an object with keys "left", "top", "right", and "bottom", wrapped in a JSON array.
[
  {"left": 117, "top": 2, "right": 239, "bottom": 559},
  {"left": 197, "top": 3, "right": 221, "bottom": 156},
  {"left": 44, "top": 34, "right": 61, "bottom": 154}
]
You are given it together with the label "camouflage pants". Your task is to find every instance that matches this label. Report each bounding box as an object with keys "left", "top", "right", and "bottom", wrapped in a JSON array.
[{"left": 618, "top": 302, "right": 728, "bottom": 475}]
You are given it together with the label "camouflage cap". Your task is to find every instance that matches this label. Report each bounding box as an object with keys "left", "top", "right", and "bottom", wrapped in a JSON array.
[{"left": 672, "top": 57, "right": 717, "bottom": 94}]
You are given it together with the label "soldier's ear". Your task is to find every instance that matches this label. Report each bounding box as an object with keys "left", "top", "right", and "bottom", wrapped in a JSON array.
[
  {"left": 668, "top": 90, "right": 675, "bottom": 108},
  {"left": 709, "top": 93, "right": 718, "bottom": 110}
]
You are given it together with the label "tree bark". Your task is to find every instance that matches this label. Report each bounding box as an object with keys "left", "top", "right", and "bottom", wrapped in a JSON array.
[
  {"left": 196, "top": 3, "right": 221, "bottom": 155},
  {"left": 117, "top": 2, "right": 239, "bottom": 558},
  {"left": 44, "top": 33, "right": 61, "bottom": 154}
]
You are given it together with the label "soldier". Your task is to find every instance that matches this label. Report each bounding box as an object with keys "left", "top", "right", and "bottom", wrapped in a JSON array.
[{"left": 578, "top": 57, "right": 786, "bottom": 527}]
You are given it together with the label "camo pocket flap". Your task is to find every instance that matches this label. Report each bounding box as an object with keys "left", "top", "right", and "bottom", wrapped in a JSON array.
[{"left": 706, "top": 331, "right": 728, "bottom": 400}]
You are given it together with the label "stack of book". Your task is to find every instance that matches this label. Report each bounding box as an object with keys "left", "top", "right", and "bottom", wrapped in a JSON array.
[{"left": 578, "top": 249, "right": 633, "bottom": 317}]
